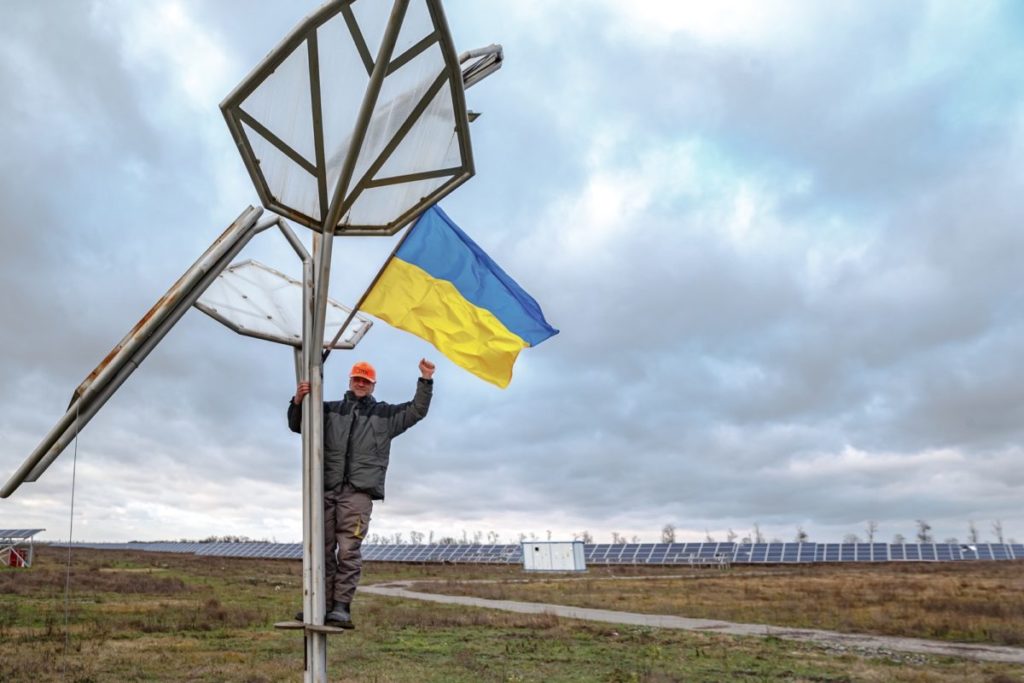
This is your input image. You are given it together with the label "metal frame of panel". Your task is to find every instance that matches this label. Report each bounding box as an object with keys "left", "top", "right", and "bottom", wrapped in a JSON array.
[
  {"left": 195, "top": 259, "right": 372, "bottom": 349},
  {"left": 220, "top": 0, "right": 476, "bottom": 237}
]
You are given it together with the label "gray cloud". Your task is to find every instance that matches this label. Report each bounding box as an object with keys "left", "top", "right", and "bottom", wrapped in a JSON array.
[{"left": 1, "top": 1, "right": 1022, "bottom": 546}]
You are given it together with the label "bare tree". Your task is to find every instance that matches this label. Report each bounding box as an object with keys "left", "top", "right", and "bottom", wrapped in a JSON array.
[
  {"left": 944, "top": 537, "right": 959, "bottom": 544},
  {"left": 915, "top": 519, "right": 933, "bottom": 543},
  {"left": 579, "top": 530, "right": 594, "bottom": 544},
  {"left": 705, "top": 529, "right": 715, "bottom": 543},
  {"left": 409, "top": 530, "right": 424, "bottom": 545},
  {"left": 428, "top": 530, "right": 435, "bottom": 545},
  {"left": 892, "top": 533, "right": 906, "bottom": 544},
  {"left": 487, "top": 531, "right": 500, "bottom": 545},
  {"left": 631, "top": 535, "right": 641, "bottom": 543},
  {"left": 546, "top": 530, "right": 552, "bottom": 541},
  {"left": 611, "top": 532, "right": 626, "bottom": 545},
  {"left": 992, "top": 520, "right": 1005, "bottom": 544},
  {"left": 726, "top": 529, "right": 738, "bottom": 543},
  {"left": 967, "top": 521, "right": 980, "bottom": 544},
  {"left": 795, "top": 527, "right": 809, "bottom": 543},
  {"left": 753, "top": 523, "right": 765, "bottom": 544},
  {"left": 661, "top": 524, "right": 676, "bottom": 544},
  {"left": 843, "top": 533, "right": 860, "bottom": 544},
  {"left": 461, "top": 529, "right": 470, "bottom": 544},
  {"left": 393, "top": 532, "right": 404, "bottom": 545},
  {"left": 865, "top": 520, "right": 878, "bottom": 543},
  {"left": 473, "top": 531, "right": 483, "bottom": 544}
]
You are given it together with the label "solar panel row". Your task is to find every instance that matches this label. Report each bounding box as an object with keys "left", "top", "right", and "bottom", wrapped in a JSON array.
[
  {"left": 362, "top": 544, "right": 521, "bottom": 563},
  {"left": 0, "top": 529, "right": 45, "bottom": 540},
  {"left": 50, "top": 541, "right": 1024, "bottom": 565}
]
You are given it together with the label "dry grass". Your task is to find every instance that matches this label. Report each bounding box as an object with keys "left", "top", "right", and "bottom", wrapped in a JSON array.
[
  {"left": 410, "top": 561, "right": 1024, "bottom": 645},
  {"left": 2, "top": 547, "right": 1023, "bottom": 682}
]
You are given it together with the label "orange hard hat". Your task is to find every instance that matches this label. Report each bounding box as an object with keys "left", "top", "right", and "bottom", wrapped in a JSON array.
[{"left": 350, "top": 361, "right": 376, "bottom": 383}]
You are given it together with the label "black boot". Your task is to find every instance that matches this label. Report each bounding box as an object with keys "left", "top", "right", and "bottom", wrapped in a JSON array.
[
  {"left": 293, "top": 603, "right": 328, "bottom": 622},
  {"left": 325, "top": 601, "right": 354, "bottom": 629}
]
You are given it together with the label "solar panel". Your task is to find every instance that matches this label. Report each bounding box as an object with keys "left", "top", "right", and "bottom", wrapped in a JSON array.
[
  {"left": 852, "top": 543, "right": 868, "bottom": 561},
  {"left": 0, "top": 529, "right": 45, "bottom": 540}
]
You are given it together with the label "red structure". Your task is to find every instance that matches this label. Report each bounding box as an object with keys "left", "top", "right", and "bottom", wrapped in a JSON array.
[{"left": 1, "top": 529, "right": 43, "bottom": 568}]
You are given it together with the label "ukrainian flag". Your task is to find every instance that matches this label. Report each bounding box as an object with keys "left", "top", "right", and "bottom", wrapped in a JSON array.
[{"left": 361, "top": 206, "right": 558, "bottom": 388}]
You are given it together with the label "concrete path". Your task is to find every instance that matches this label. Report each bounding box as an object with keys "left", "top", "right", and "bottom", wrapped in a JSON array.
[{"left": 361, "top": 581, "right": 1024, "bottom": 664}]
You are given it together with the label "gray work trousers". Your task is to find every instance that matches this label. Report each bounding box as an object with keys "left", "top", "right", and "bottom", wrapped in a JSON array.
[{"left": 324, "top": 483, "right": 373, "bottom": 606}]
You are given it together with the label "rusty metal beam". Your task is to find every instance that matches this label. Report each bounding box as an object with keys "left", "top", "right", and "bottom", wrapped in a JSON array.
[{"left": 1, "top": 206, "right": 266, "bottom": 497}]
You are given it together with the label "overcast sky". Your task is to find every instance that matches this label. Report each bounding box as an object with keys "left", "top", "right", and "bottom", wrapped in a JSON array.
[{"left": 2, "top": 1, "right": 1022, "bottom": 546}]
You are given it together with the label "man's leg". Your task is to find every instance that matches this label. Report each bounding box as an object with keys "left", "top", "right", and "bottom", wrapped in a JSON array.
[
  {"left": 328, "top": 483, "right": 372, "bottom": 627},
  {"left": 323, "top": 485, "right": 342, "bottom": 607},
  {"left": 296, "top": 486, "right": 340, "bottom": 621}
]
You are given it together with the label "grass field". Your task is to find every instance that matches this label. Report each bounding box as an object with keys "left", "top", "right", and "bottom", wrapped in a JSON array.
[
  {"left": 411, "top": 561, "right": 1024, "bottom": 646},
  {"left": 1, "top": 546, "right": 1022, "bottom": 682}
]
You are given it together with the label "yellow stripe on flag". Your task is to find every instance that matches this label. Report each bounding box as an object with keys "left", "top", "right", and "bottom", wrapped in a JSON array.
[{"left": 362, "top": 258, "right": 528, "bottom": 388}]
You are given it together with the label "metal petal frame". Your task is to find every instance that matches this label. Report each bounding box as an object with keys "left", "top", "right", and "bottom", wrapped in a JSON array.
[
  {"left": 220, "top": 0, "right": 474, "bottom": 236},
  {"left": 195, "top": 259, "right": 372, "bottom": 350}
]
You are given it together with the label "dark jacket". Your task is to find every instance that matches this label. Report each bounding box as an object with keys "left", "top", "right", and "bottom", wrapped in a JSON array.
[{"left": 287, "top": 378, "right": 432, "bottom": 499}]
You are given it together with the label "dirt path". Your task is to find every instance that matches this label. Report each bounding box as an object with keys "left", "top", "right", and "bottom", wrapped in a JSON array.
[{"left": 361, "top": 581, "right": 1024, "bottom": 664}]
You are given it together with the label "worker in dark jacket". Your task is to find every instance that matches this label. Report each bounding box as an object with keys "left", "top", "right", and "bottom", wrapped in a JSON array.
[{"left": 289, "top": 358, "right": 434, "bottom": 628}]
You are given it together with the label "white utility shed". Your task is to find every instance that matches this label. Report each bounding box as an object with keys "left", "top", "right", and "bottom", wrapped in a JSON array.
[{"left": 522, "top": 541, "right": 586, "bottom": 572}]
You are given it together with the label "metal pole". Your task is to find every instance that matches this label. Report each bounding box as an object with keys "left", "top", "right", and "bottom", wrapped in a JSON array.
[
  {"left": 294, "top": 342, "right": 314, "bottom": 679},
  {"left": 301, "top": 232, "right": 327, "bottom": 683},
  {"left": 303, "top": 4, "right": 409, "bottom": 680}
]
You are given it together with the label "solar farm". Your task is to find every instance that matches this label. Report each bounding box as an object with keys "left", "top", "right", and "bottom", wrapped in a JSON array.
[
  {"left": 56, "top": 539, "right": 1024, "bottom": 565},
  {"left": 4, "top": 542, "right": 1024, "bottom": 682}
]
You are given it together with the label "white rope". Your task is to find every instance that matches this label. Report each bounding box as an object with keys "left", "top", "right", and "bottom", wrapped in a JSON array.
[{"left": 61, "top": 401, "right": 81, "bottom": 680}]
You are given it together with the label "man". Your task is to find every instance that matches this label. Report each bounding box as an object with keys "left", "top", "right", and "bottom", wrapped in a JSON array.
[{"left": 289, "top": 358, "right": 434, "bottom": 628}]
